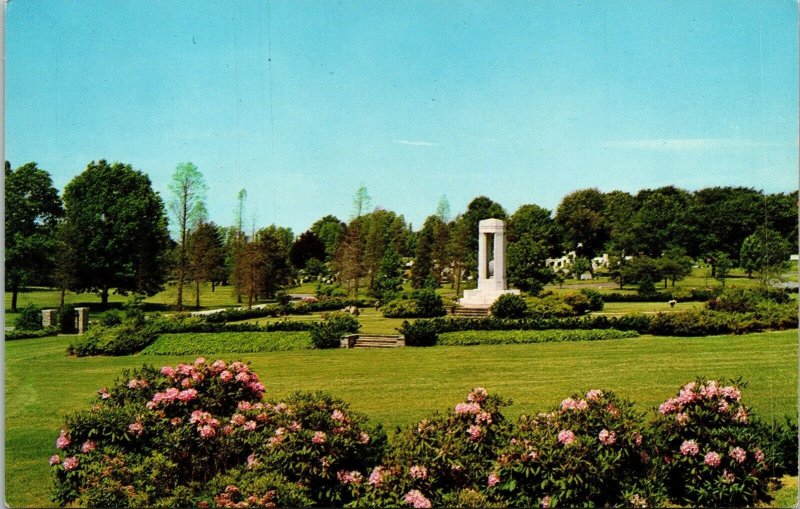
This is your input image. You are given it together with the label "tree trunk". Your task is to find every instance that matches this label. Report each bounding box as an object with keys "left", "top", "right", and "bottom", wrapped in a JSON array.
[
  {"left": 454, "top": 263, "right": 462, "bottom": 298},
  {"left": 211, "top": 281, "right": 216, "bottom": 292},
  {"left": 101, "top": 286, "right": 109, "bottom": 306},
  {"left": 195, "top": 280, "right": 201, "bottom": 309},
  {"left": 11, "top": 283, "right": 18, "bottom": 312},
  {"left": 60, "top": 287, "right": 66, "bottom": 309},
  {"left": 664, "top": 277, "right": 668, "bottom": 289}
]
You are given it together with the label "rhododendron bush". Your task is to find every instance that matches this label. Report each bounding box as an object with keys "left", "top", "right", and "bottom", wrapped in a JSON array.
[{"left": 51, "top": 362, "right": 783, "bottom": 508}]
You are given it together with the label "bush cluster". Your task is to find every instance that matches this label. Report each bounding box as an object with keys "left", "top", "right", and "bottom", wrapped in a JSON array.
[
  {"left": 382, "top": 289, "right": 446, "bottom": 319},
  {"left": 437, "top": 329, "right": 639, "bottom": 347},
  {"left": 5, "top": 326, "right": 59, "bottom": 341},
  {"left": 49, "top": 359, "right": 384, "bottom": 507},
  {"left": 16, "top": 303, "right": 44, "bottom": 330},
  {"left": 67, "top": 322, "right": 160, "bottom": 357},
  {"left": 602, "top": 288, "right": 719, "bottom": 303},
  {"left": 309, "top": 312, "right": 361, "bottom": 349},
  {"left": 203, "top": 298, "right": 375, "bottom": 324},
  {"left": 51, "top": 367, "right": 792, "bottom": 508},
  {"left": 489, "top": 294, "right": 528, "bottom": 318}
]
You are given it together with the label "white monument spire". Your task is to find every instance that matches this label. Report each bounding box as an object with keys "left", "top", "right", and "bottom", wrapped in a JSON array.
[{"left": 459, "top": 218, "right": 520, "bottom": 307}]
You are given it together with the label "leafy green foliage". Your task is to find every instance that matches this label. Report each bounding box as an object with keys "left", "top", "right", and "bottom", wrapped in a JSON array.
[
  {"left": 98, "top": 310, "right": 123, "bottom": 327},
  {"left": 398, "top": 319, "right": 439, "bottom": 347},
  {"left": 16, "top": 303, "right": 43, "bottom": 330},
  {"left": 140, "top": 332, "right": 313, "bottom": 355},
  {"left": 289, "top": 230, "right": 326, "bottom": 269},
  {"left": 506, "top": 235, "right": 554, "bottom": 295},
  {"left": 62, "top": 160, "right": 169, "bottom": 304},
  {"left": 5, "top": 327, "right": 58, "bottom": 341},
  {"left": 579, "top": 288, "right": 604, "bottom": 311},
  {"left": 67, "top": 323, "right": 159, "bottom": 357},
  {"left": 309, "top": 312, "right": 360, "bottom": 349},
  {"left": 740, "top": 226, "right": 791, "bottom": 283},
  {"left": 490, "top": 294, "right": 528, "bottom": 318},
  {"left": 411, "top": 288, "right": 446, "bottom": 317},
  {"left": 438, "top": 329, "right": 639, "bottom": 346}
]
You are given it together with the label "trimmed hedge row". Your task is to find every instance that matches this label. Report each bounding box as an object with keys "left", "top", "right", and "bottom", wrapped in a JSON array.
[
  {"left": 203, "top": 298, "right": 375, "bottom": 323},
  {"left": 140, "top": 331, "right": 314, "bottom": 355},
  {"left": 399, "top": 304, "right": 798, "bottom": 346},
  {"left": 4, "top": 327, "right": 60, "bottom": 341},
  {"left": 438, "top": 328, "right": 640, "bottom": 346}
]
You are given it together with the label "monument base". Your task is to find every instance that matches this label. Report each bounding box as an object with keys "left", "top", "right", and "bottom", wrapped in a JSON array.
[{"left": 459, "top": 288, "right": 520, "bottom": 307}]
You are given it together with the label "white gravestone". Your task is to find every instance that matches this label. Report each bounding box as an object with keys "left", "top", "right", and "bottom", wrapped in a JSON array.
[{"left": 459, "top": 218, "right": 520, "bottom": 307}]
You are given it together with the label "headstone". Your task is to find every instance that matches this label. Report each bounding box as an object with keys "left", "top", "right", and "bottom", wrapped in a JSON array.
[
  {"left": 459, "top": 218, "right": 520, "bottom": 307},
  {"left": 41, "top": 309, "right": 57, "bottom": 328},
  {"left": 75, "top": 307, "right": 90, "bottom": 334}
]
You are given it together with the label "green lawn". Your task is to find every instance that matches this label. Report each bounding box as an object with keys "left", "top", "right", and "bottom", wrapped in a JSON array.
[
  {"left": 5, "top": 330, "right": 797, "bottom": 507},
  {"left": 597, "top": 301, "right": 705, "bottom": 315},
  {"left": 234, "top": 307, "right": 410, "bottom": 335}
]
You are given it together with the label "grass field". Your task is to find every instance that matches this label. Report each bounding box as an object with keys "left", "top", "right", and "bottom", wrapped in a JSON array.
[
  {"left": 141, "top": 331, "right": 313, "bottom": 355},
  {"left": 5, "top": 330, "right": 797, "bottom": 507}
]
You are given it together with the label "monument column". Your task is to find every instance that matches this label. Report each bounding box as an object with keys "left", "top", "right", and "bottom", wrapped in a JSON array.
[
  {"left": 459, "top": 218, "right": 520, "bottom": 307},
  {"left": 477, "top": 229, "right": 487, "bottom": 282},
  {"left": 493, "top": 228, "right": 506, "bottom": 290}
]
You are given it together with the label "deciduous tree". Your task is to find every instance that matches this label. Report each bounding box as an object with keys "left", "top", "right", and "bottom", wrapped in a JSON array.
[{"left": 168, "top": 162, "right": 207, "bottom": 310}]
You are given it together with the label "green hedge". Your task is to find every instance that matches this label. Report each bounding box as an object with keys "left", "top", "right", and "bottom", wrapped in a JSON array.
[
  {"left": 4, "top": 326, "right": 59, "bottom": 341},
  {"left": 438, "top": 328, "right": 639, "bottom": 346},
  {"left": 601, "top": 288, "right": 718, "bottom": 302},
  {"left": 140, "top": 331, "right": 313, "bottom": 354},
  {"left": 202, "top": 298, "right": 375, "bottom": 323}
]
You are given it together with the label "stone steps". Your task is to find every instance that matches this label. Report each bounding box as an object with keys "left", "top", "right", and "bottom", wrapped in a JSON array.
[
  {"left": 341, "top": 334, "right": 405, "bottom": 348},
  {"left": 451, "top": 306, "right": 491, "bottom": 318}
]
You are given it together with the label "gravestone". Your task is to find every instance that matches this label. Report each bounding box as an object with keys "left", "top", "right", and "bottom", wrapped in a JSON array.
[{"left": 459, "top": 218, "right": 520, "bottom": 307}]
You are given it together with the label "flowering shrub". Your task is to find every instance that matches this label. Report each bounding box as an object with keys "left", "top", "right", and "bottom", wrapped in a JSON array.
[
  {"left": 488, "top": 389, "right": 661, "bottom": 508},
  {"left": 49, "top": 359, "right": 385, "bottom": 507},
  {"left": 650, "top": 378, "right": 775, "bottom": 507},
  {"left": 353, "top": 388, "right": 511, "bottom": 507}
]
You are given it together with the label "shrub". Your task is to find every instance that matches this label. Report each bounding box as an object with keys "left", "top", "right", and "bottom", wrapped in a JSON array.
[
  {"left": 309, "top": 312, "right": 360, "bottom": 349},
  {"left": 205, "top": 467, "right": 314, "bottom": 507},
  {"left": 411, "top": 288, "right": 447, "bottom": 318},
  {"left": 353, "top": 388, "right": 511, "bottom": 507},
  {"left": 563, "top": 292, "right": 591, "bottom": 315},
  {"left": 49, "top": 359, "right": 267, "bottom": 507},
  {"left": 5, "top": 327, "right": 58, "bottom": 341},
  {"left": 580, "top": 288, "right": 604, "bottom": 311},
  {"left": 750, "top": 416, "right": 799, "bottom": 478},
  {"left": 489, "top": 390, "right": 661, "bottom": 508},
  {"left": 275, "top": 290, "right": 292, "bottom": 307},
  {"left": 381, "top": 299, "right": 419, "bottom": 318},
  {"left": 490, "top": 294, "right": 528, "bottom": 319},
  {"left": 16, "top": 303, "right": 43, "bottom": 330},
  {"left": 398, "top": 320, "right": 438, "bottom": 347},
  {"left": 437, "top": 329, "right": 639, "bottom": 346},
  {"left": 526, "top": 294, "right": 575, "bottom": 318},
  {"left": 66, "top": 323, "right": 159, "bottom": 357},
  {"left": 650, "top": 378, "right": 775, "bottom": 507},
  {"left": 98, "top": 310, "right": 123, "bottom": 327},
  {"left": 140, "top": 332, "right": 314, "bottom": 355}
]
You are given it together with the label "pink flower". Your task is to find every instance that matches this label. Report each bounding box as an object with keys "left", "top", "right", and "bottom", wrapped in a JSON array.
[
  {"left": 560, "top": 397, "right": 577, "bottom": 411},
  {"left": 274, "top": 403, "right": 288, "bottom": 414},
  {"left": 248, "top": 381, "right": 265, "bottom": 394},
  {"left": 176, "top": 363, "right": 193, "bottom": 376},
  {"left": 455, "top": 402, "right": 481, "bottom": 415},
  {"left": 629, "top": 494, "right": 648, "bottom": 508},
  {"left": 164, "top": 387, "right": 179, "bottom": 399},
  {"left": 576, "top": 399, "right": 588, "bottom": 411},
  {"left": 755, "top": 449, "right": 765, "bottom": 463},
  {"left": 246, "top": 454, "right": 260, "bottom": 470},
  {"left": 222, "top": 425, "right": 234, "bottom": 436},
  {"left": 679, "top": 440, "right": 699, "bottom": 456},
  {"left": 81, "top": 440, "right": 96, "bottom": 453},
  {"left": 181, "top": 378, "right": 193, "bottom": 388},
  {"left": 409, "top": 465, "right": 428, "bottom": 480},
  {"left": 404, "top": 489, "right": 432, "bottom": 509},
  {"left": 199, "top": 425, "right": 216, "bottom": 439},
  {"left": 312, "top": 431, "right": 327, "bottom": 444},
  {"left": 701, "top": 380, "right": 719, "bottom": 398},
  {"left": 160, "top": 366, "right": 175, "bottom": 377},
  {"left": 55, "top": 430, "right": 70, "bottom": 449},
  {"left": 722, "top": 469, "right": 735, "bottom": 483},
  {"left": 704, "top": 451, "right": 721, "bottom": 468},
  {"left": 658, "top": 398, "right": 679, "bottom": 414},
  {"left": 729, "top": 447, "right": 746, "bottom": 463},
  {"left": 333, "top": 426, "right": 346, "bottom": 435},
  {"left": 128, "top": 422, "right": 144, "bottom": 436},
  {"left": 289, "top": 421, "right": 302, "bottom": 432},
  {"left": 368, "top": 466, "right": 386, "bottom": 487},
  {"left": 98, "top": 387, "right": 111, "bottom": 399},
  {"left": 476, "top": 411, "right": 493, "bottom": 425},
  {"left": 194, "top": 357, "right": 206, "bottom": 366},
  {"left": 468, "top": 387, "right": 488, "bottom": 403},
  {"left": 268, "top": 435, "right": 284, "bottom": 447},
  {"left": 541, "top": 495, "right": 552, "bottom": 508},
  {"left": 598, "top": 429, "right": 617, "bottom": 446},
  {"left": 177, "top": 389, "right": 198, "bottom": 402},
  {"left": 49, "top": 455, "right": 61, "bottom": 466},
  {"left": 235, "top": 372, "right": 251, "bottom": 384},
  {"left": 231, "top": 414, "right": 246, "bottom": 426},
  {"left": 677, "top": 387, "right": 697, "bottom": 405},
  {"left": 171, "top": 417, "right": 183, "bottom": 426},
  {"left": 337, "top": 470, "right": 363, "bottom": 485},
  {"left": 230, "top": 361, "right": 247, "bottom": 373},
  {"left": 718, "top": 400, "right": 730, "bottom": 413},
  {"left": 634, "top": 433, "right": 643, "bottom": 446},
  {"left": 358, "top": 432, "right": 370, "bottom": 444},
  {"left": 720, "top": 386, "right": 741, "bottom": 401},
  {"left": 487, "top": 472, "right": 500, "bottom": 487},
  {"left": 243, "top": 421, "right": 257, "bottom": 431},
  {"left": 62, "top": 456, "right": 79, "bottom": 471},
  {"left": 586, "top": 389, "right": 603, "bottom": 401},
  {"left": 675, "top": 412, "right": 690, "bottom": 425},
  {"left": 219, "top": 371, "right": 234, "bottom": 383},
  {"left": 331, "top": 409, "right": 347, "bottom": 422},
  {"left": 558, "top": 429, "right": 576, "bottom": 446},
  {"left": 467, "top": 425, "right": 483, "bottom": 441},
  {"left": 733, "top": 407, "right": 748, "bottom": 423}
]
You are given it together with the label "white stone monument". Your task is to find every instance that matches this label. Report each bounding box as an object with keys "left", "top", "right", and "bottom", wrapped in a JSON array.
[{"left": 459, "top": 218, "right": 520, "bottom": 307}]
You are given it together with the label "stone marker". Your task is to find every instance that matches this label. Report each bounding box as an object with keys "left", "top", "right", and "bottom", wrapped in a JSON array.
[
  {"left": 459, "top": 218, "right": 520, "bottom": 307},
  {"left": 42, "top": 309, "right": 57, "bottom": 328},
  {"left": 75, "top": 307, "right": 90, "bottom": 334}
]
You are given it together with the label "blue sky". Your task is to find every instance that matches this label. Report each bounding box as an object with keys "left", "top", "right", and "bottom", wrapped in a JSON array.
[{"left": 6, "top": 0, "right": 798, "bottom": 235}]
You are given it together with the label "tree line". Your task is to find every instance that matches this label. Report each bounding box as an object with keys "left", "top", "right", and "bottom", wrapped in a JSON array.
[{"left": 6, "top": 160, "right": 797, "bottom": 312}]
